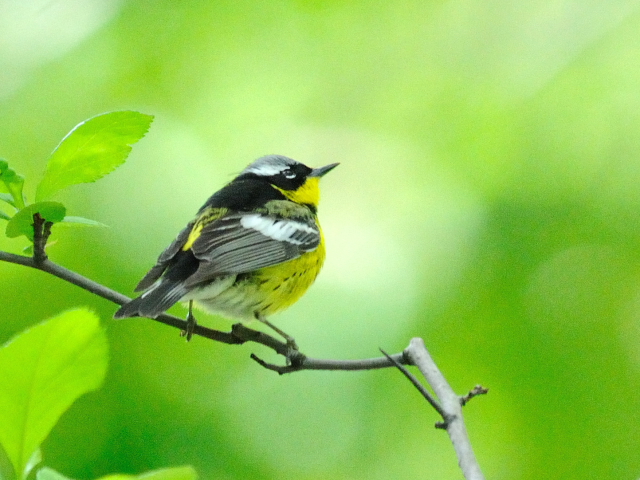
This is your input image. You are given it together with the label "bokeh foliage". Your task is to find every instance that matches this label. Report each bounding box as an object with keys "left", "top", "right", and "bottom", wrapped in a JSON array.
[{"left": 1, "top": 1, "right": 640, "bottom": 479}]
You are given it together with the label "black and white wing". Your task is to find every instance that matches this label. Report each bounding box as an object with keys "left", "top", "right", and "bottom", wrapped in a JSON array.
[
  {"left": 133, "top": 220, "right": 195, "bottom": 292},
  {"left": 114, "top": 210, "right": 320, "bottom": 319},
  {"left": 184, "top": 212, "right": 320, "bottom": 287}
]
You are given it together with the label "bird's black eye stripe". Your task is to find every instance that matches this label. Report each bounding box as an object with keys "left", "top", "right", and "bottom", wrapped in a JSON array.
[{"left": 235, "top": 161, "right": 314, "bottom": 191}]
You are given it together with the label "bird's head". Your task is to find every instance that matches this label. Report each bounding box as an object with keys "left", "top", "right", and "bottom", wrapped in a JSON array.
[{"left": 239, "top": 155, "right": 338, "bottom": 210}]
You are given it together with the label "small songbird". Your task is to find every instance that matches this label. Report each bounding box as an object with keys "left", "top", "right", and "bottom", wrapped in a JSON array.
[{"left": 114, "top": 154, "right": 338, "bottom": 344}]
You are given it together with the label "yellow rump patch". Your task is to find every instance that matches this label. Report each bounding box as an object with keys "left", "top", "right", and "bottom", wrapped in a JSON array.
[
  {"left": 183, "top": 222, "right": 204, "bottom": 251},
  {"left": 182, "top": 207, "right": 228, "bottom": 251}
]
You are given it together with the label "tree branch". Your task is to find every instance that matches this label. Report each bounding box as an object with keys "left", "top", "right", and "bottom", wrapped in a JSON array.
[
  {"left": 0, "top": 249, "right": 408, "bottom": 371},
  {"left": 403, "top": 338, "right": 486, "bottom": 480}
]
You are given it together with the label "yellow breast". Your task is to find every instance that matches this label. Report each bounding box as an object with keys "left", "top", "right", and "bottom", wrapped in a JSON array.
[{"left": 254, "top": 227, "right": 326, "bottom": 316}]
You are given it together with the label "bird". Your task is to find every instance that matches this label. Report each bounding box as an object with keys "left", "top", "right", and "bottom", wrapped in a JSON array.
[{"left": 114, "top": 154, "right": 338, "bottom": 345}]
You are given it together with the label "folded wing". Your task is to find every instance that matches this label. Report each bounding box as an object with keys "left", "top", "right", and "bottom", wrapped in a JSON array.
[{"left": 185, "top": 212, "right": 320, "bottom": 287}]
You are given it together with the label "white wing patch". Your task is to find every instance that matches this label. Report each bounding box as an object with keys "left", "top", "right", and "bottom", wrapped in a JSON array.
[{"left": 240, "top": 214, "right": 317, "bottom": 246}]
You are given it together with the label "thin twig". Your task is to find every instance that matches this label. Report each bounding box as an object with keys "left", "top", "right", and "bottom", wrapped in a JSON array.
[
  {"left": 461, "top": 385, "right": 489, "bottom": 406},
  {"left": 250, "top": 351, "right": 408, "bottom": 374},
  {"left": 380, "top": 348, "right": 447, "bottom": 419}
]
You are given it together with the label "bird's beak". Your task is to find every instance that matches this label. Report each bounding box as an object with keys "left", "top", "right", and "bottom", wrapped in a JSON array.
[{"left": 309, "top": 162, "right": 339, "bottom": 178}]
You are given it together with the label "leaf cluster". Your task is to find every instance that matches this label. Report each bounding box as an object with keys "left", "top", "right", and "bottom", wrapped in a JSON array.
[
  {"left": 0, "top": 111, "right": 153, "bottom": 245},
  {"left": 0, "top": 112, "right": 198, "bottom": 479}
]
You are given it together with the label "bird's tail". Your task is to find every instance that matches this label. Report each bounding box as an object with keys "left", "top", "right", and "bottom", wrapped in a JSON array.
[{"left": 114, "top": 279, "right": 187, "bottom": 319}]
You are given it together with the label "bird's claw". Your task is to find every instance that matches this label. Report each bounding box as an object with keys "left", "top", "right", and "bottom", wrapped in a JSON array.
[{"left": 181, "top": 304, "right": 197, "bottom": 341}]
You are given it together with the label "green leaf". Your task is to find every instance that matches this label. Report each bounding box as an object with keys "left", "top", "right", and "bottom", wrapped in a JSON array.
[
  {"left": 5, "top": 202, "right": 66, "bottom": 240},
  {"left": 36, "top": 467, "right": 74, "bottom": 480},
  {"left": 96, "top": 466, "right": 198, "bottom": 480},
  {"left": 0, "top": 192, "right": 16, "bottom": 207},
  {"left": 0, "top": 210, "right": 10, "bottom": 221},
  {"left": 35, "top": 111, "right": 154, "bottom": 201},
  {"left": 0, "top": 442, "right": 15, "bottom": 480},
  {"left": 24, "top": 449, "right": 42, "bottom": 480},
  {"left": 36, "top": 467, "right": 75, "bottom": 480},
  {"left": 35, "top": 466, "right": 198, "bottom": 480},
  {"left": 0, "top": 159, "right": 26, "bottom": 209},
  {"left": 61, "top": 216, "right": 108, "bottom": 228},
  {"left": 0, "top": 309, "right": 108, "bottom": 480}
]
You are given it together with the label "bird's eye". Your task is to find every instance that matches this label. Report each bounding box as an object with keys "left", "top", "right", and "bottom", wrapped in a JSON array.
[{"left": 283, "top": 169, "right": 296, "bottom": 179}]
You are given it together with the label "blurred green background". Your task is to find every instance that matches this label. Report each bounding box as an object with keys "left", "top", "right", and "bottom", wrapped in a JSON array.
[{"left": 2, "top": 0, "right": 640, "bottom": 478}]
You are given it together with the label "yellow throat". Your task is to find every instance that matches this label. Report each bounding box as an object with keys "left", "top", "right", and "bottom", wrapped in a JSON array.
[{"left": 274, "top": 177, "right": 321, "bottom": 207}]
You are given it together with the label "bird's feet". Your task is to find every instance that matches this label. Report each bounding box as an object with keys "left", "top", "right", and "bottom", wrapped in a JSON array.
[
  {"left": 181, "top": 301, "right": 198, "bottom": 341},
  {"left": 255, "top": 314, "right": 299, "bottom": 351},
  {"left": 281, "top": 333, "right": 299, "bottom": 352}
]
